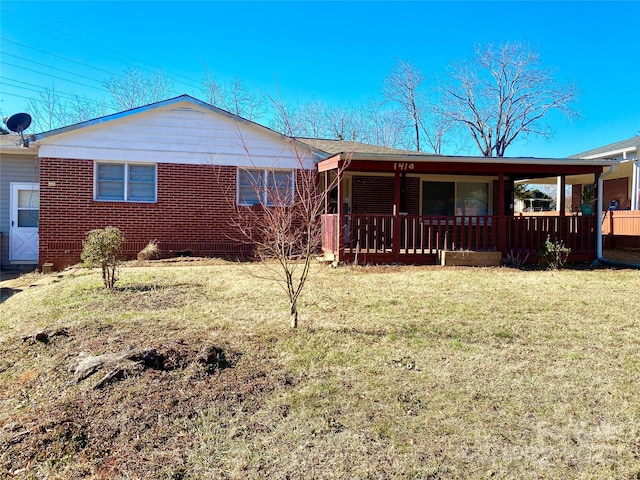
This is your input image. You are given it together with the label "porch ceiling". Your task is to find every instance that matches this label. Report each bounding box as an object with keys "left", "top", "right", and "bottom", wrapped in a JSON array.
[{"left": 516, "top": 161, "right": 634, "bottom": 185}]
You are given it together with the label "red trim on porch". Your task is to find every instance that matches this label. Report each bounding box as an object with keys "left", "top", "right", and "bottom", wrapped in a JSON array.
[{"left": 317, "top": 159, "right": 604, "bottom": 178}]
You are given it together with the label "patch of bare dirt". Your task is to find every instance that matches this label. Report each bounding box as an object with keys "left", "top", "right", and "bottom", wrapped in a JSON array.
[
  {"left": 0, "top": 323, "right": 296, "bottom": 479},
  {"left": 128, "top": 256, "right": 244, "bottom": 268}
]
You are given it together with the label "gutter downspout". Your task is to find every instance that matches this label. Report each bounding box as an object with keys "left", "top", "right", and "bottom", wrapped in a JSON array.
[
  {"left": 632, "top": 159, "right": 640, "bottom": 211},
  {"left": 596, "top": 165, "right": 617, "bottom": 262}
]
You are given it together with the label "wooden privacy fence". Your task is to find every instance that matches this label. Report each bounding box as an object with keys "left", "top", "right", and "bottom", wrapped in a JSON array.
[{"left": 601, "top": 210, "right": 640, "bottom": 249}]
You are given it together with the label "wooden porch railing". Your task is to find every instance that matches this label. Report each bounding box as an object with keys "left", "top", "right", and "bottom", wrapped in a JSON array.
[
  {"left": 321, "top": 213, "right": 597, "bottom": 262},
  {"left": 344, "top": 215, "right": 498, "bottom": 254}
]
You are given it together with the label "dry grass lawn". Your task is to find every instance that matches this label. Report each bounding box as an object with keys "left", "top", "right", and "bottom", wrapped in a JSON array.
[{"left": 1, "top": 260, "right": 639, "bottom": 479}]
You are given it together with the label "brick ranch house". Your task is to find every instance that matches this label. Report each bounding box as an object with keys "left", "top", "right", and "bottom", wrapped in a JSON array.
[
  {"left": 0, "top": 95, "right": 621, "bottom": 271},
  {"left": 28, "top": 95, "right": 331, "bottom": 270}
]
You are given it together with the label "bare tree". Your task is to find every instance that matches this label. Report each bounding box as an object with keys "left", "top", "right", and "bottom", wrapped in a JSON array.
[
  {"left": 228, "top": 93, "right": 348, "bottom": 328},
  {"left": 420, "top": 103, "right": 455, "bottom": 155},
  {"left": 203, "top": 67, "right": 267, "bottom": 121},
  {"left": 26, "top": 85, "right": 69, "bottom": 131},
  {"left": 25, "top": 85, "right": 107, "bottom": 131},
  {"left": 356, "top": 100, "right": 407, "bottom": 149},
  {"left": 440, "top": 42, "right": 578, "bottom": 157},
  {"left": 269, "top": 100, "right": 352, "bottom": 140},
  {"left": 325, "top": 104, "right": 357, "bottom": 141},
  {"left": 269, "top": 101, "right": 303, "bottom": 137},
  {"left": 384, "top": 59, "right": 427, "bottom": 152},
  {"left": 104, "top": 67, "right": 173, "bottom": 111},
  {"left": 66, "top": 95, "right": 109, "bottom": 125},
  {"left": 231, "top": 164, "right": 319, "bottom": 328}
]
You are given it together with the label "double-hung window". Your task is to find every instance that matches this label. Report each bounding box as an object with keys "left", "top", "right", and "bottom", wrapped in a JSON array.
[
  {"left": 95, "top": 163, "right": 156, "bottom": 202},
  {"left": 238, "top": 168, "right": 294, "bottom": 206}
]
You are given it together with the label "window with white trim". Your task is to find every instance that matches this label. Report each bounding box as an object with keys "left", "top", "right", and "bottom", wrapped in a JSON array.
[
  {"left": 95, "top": 163, "right": 156, "bottom": 202},
  {"left": 238, "top": 168, "right": 294, "bottom": 206}
]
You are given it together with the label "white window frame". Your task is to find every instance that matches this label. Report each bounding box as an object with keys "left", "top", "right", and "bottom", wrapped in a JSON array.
[
  {"left": 237, "top": 168, "right": 294, "bottom": 206},
  {"left": 94, "top": 162, "right": 157, "bottom": 202}
]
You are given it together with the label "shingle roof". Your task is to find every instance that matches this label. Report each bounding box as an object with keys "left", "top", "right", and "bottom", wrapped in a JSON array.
[
  {"left": 295, "top": 138, "right": 417, "bottom": 156},
  {"left": 570, "top": 135, "right": 640, "bottom": 158}
]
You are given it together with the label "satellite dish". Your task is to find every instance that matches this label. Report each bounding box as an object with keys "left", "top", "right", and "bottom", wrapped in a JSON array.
[
  {"left": 3, "top": 112, "right": 32, "bottom": 147},
  {"left": 4, "top": 112, "right": 32, "bottom": 133}
]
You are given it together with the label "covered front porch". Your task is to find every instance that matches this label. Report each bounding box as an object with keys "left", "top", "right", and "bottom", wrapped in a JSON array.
[{"left": 318, "top": 152, "right": 616, "bottom": 265}]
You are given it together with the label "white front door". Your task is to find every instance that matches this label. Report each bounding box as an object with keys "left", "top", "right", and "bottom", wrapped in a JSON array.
[{"left": 10, "top": 182, "right": 39, "bottom": 262}]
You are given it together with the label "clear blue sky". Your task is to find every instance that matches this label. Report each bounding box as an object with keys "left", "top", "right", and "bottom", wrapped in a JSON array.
[{"left": 1, "top": 1, "right": 639, "bottom": 157}]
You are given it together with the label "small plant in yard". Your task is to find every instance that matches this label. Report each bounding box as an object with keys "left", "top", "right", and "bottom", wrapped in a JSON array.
[
  {"left": 137, "top": 240, "right": 160, "bottom": 261},
  {"left": 537, "top": 235, "right": 570, "bottom": 270},
  {"left": 503, "top": 249, "right": 529, "bottom": 269},
  {"left": 81, "top": 226, "right": 125, "bottom": 289}
]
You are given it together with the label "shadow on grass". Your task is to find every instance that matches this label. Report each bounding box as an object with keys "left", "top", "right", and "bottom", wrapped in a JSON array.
[
  {"left": 0, "top": 287, "right": 22, "bottom": 304},
  {"left": 113, "top": 283, "right": 199, "bottom": 293}
]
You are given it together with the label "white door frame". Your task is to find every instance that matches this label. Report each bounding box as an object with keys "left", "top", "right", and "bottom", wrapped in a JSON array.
[{"left": 9, "top": 182, "right": 40, "bottom": 263}]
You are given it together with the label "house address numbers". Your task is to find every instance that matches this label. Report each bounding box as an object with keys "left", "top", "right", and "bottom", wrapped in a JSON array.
[{"left": 394, "top": 162, "right": 415, "bottom": 171}]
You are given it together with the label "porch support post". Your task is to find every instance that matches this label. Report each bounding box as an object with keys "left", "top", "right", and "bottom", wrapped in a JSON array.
[
  {"left": 597, "top": 165, "right": 617, "bottom": 261},
  {"left": 323, "top": 171, "right": 329, "bottom": 214},
  {"left": 596, "top": 171, "right": 604, "bottom": 260},
  {"left": 392, "top": 168, "right": 401, "bottom": 256},
  {"left": 632, "top": 160, "right": 640, "bottom": 210},
  {"left": 498, "top": 170, "right": 506, "bottom": 255},
  {"left": 337, "top": 163, "right": 344, "bottom": 262},
  {"left": 558, "top": 175, "right": 567, "bottom": 252},
  {"left": 559, "top": 176, "right": 566, "bottom": 215}
]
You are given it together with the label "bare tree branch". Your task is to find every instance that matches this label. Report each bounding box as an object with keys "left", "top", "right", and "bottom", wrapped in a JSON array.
[
  {"left": 202, "top": 65, "right": 267, "bottom": 121},
  {"left": 104, "top": 67, "right": 173, "bottom": 111},
  {"left": 384, "top": 59, "right": 426, "bottom": 152}
]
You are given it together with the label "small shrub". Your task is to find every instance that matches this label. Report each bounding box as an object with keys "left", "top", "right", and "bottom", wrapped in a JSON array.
[
  {"left": 503, "top": 250, "right": 529, "bottom": 269},
  {"left": 537, "top": 235, "right": 570, "bottom": 270},
  {"left": 138, "top": 240, "right": 160, "bottom": 261},
  {"left": 81, "top": 226, "right": 125, "bottom": 289}
]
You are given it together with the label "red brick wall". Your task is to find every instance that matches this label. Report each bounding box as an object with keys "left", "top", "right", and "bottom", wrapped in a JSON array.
[
  {"left": 352, "top": 176, "right": 394, "bottom": 214},
  {"left": 573, "top": 179, "right": 629, "bottom": 211},
  {"left": 603, "top": 177, "right": 629, "bottom": 209},
  {"left": 402, "top": 177, "right": 420, "bottom": 215},
  {"left": 492, "top": 179, "right": 514, "bottom": 215},
  {"left": 39, "top": 158, "right": 274, "bottom": 269},
  {"left": 351, "top": 175, "right": 419, "bottom": 215},
  {"left": 572, "top": 184, "right": 582, "bottom": 212}
]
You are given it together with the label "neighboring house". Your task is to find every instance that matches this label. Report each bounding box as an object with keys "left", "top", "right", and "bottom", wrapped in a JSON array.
[
  {"left": 0, "top": 95, "right": 622, "bottom": 271},
  {"left": 0, "top": 134, "right": 40, "bottom": 276},
  {"left": 570, "top": 135, "right": 640, "bottom": 249},
  {"left": 569, "top": 135, "right": 640, "bottom": 211}
]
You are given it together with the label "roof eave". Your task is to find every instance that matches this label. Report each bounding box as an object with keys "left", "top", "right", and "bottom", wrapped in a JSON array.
[
  {"left": 334, "top": 152, "right": 620, "bottom": 167},
  {"left": 580, "top": 145, "right": 639, "bottom": 160}
]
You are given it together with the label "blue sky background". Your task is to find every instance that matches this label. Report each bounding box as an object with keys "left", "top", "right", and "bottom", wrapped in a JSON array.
[{"left": 1, "top": 1, "right": 639, "bottom": 157}]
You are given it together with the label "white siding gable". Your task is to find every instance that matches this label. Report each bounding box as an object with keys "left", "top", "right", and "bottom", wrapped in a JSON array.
[{"left": 36, "top": 100, "right": 320, "bottom": 169}]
